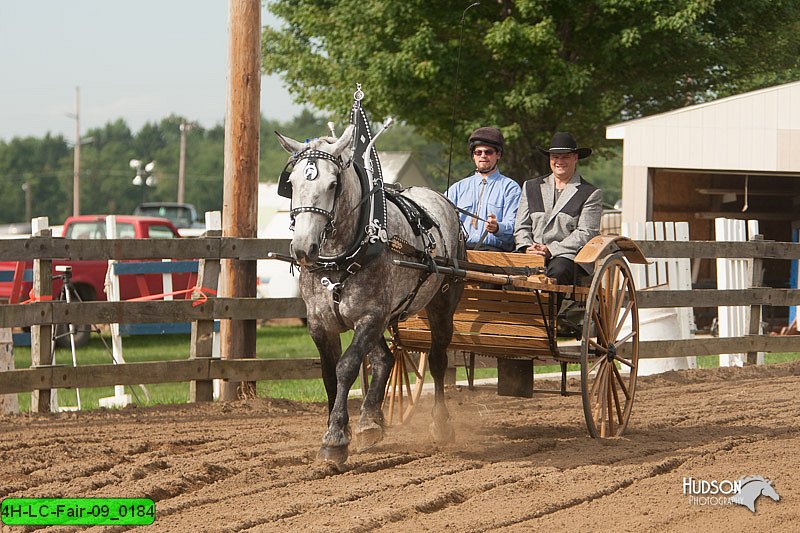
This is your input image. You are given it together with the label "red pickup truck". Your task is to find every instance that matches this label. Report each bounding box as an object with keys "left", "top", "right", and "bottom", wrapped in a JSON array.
[{"left": 0, "top": 215, "right": 198, "bottom": 345}]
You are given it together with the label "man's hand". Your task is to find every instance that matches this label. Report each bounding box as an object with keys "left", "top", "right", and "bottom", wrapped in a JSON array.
[
  {"left": 525, "top": 243, "right": 551, "bottom": 258},
  {"left": 485, "top": 214, "right": 499, "bottom": 234}
]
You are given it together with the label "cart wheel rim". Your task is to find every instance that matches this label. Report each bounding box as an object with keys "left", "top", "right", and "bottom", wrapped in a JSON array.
[{"left": 580, "top": 252, "right": 639, "bottom": 438}]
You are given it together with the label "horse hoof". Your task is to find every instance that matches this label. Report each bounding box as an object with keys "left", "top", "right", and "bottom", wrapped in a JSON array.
[
  {"left": 317, "top": 445, "right": 349, "bottom": 467},
  {"left": 429, "top": 421, "right": 455, "bottom": 445},
  {"left": 354, "top": 425, "right": 384, "bottom": 452}
]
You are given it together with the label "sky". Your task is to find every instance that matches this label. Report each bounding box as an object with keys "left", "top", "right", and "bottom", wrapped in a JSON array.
[{"left": 0, "top": 0, "right": 305, "bottom": 142}]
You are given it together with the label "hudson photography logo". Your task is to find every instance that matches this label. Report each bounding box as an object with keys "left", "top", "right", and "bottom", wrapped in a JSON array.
[{"left": 682, "top": 475, "right": 781, "bottom": 512}]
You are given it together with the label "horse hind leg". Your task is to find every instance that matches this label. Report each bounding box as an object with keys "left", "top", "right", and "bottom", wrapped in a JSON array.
[
  {"left": 354, "top": 337, "right": 394, "bottom": 452},
  {"left": 426, "top": 281, "right": 463, "bottom": 445}
]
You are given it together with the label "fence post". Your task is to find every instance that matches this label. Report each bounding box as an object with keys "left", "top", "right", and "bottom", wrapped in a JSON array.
[
  {"left": 747, "top": 233, "right": 765, "bottom": 365},
  {"left": 0, "top": 328, "right": 18, "bottom": 414},
  {"left": 191, "top": 212, "right": 222, "bottom": 402},
  {"left": 100, "top": 216, "right": 133, "bottom": 408},
  {"left": 716, "top": 218, "right": 758, "bottom": 367},
  {"left": 30, "top": 217, "right": 54, "bottom": 413}
]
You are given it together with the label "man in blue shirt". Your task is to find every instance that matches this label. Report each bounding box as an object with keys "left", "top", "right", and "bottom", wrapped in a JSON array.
[{"left": 446, "top": 127, "right": 521, "bottom": 251}]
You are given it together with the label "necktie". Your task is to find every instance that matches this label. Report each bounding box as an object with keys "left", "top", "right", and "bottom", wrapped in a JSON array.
[{"left": 471, "top": 177, "right": 487, "bottom": 229}]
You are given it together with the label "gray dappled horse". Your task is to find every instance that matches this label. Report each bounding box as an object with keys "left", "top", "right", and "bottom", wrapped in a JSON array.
[{"left": 275, "top": 124, "right": 464, "bottom": 467}]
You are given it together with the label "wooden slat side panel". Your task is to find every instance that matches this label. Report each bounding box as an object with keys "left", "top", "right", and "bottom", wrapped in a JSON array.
[
  {"left": 400, "top": 317, "right": 548, "bottom": 338},
  {"left": 397, "top": 329, "right": 551, "bottom": 349},
  {"left": 452, "top": 321, "right": 548, "bottom": 337},
  {"left": 457, "top": 299, "right": 545, "bottom": 314},
  {"left": 395, "top": 329, "right": 553, "bottom": 357},
  {"left": 401, "top": 311, "right": 547, "bottom": 328},
  {"left": 461, "top": 287, "right": 551, "bottom": 303},
  {"left": 466, "top": 250, "right": 545, "bottom": 268}
]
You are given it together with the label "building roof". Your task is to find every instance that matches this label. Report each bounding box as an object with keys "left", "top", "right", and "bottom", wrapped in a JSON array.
[{"left": 606, "top": 80, "right": 800, "bottom": 172}]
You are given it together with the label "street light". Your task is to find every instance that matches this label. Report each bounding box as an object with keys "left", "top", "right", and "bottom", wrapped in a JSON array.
[{"left": 130, "top": 159, "right": 156, "bottom": 203}]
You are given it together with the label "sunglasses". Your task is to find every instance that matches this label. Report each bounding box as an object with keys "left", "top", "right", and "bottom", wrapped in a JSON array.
[{"left": 473, "top": 149, "right": 496, "bottom": 156}]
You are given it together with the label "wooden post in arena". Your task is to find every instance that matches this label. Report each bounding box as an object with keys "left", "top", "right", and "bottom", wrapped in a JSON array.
[
  {"left": 191, "top": 214, "right": 222, "bottom": 402},
  {"left": 219, "top": 0, "right": 260, "bottom": 400},
  {"left": 30, "top": 217, "right": 54, "bottom": 412}
]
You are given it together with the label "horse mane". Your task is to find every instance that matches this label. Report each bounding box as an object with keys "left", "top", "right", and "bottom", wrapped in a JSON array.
[{"left": 739, "top": 475, "right": 769, "bottom": 486}]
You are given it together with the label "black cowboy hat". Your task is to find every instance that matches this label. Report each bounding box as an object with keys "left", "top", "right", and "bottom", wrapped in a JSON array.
[
  {"left": 538, "top": 132, "right": 592, "bottom": 159},
  {"left": 468, "top": 127, "right": 504, "bottom": 154}
]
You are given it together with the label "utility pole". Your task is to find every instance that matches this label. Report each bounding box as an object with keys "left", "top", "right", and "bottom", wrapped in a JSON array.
[
  {"left": 177, "top": 120, "right": 195, "bottom": 204},
  {"left": 71, "top": 87, "right": 81, "bottom": 216},
  {"left": 220, "top": 0, "right": 260, "bottom": 400},
  {"left": 67, "top": 88, "right": 93, "bottom": 216},
  {"left": 21, "top": 181, "right": 32, "bottom": 222}
]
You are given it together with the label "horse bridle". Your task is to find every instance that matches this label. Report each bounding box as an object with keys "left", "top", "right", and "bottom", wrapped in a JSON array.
[{"left": 279, "top": 148, "right": 349, "bottom": 233}]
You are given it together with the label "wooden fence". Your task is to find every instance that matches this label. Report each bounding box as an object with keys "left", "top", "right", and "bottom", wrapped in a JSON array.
[{"left": 2, "top": 234, "right": 800, "bottom": 411}]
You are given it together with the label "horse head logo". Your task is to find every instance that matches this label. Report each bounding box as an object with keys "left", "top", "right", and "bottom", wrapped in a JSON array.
[{"left": 731, "top": 476, "right": 780, "bottom": 513}]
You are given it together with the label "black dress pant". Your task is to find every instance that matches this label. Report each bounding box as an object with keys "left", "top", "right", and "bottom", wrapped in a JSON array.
[{"left": 546, "top": 256, "right": 589, "bottom": 286}]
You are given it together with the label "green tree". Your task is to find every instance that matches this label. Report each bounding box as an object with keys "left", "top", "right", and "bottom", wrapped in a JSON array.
[
  {"left": 0, "top": 134, "right": 70, "bottom": 223},
  {"left": 263, "top": 0, "right": 800, "bottom": 180}
]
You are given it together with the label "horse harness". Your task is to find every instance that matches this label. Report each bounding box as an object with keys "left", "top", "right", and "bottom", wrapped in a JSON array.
[
  {"left": 283, "top": 156, "right": 447, "bottom": 328},
  {"left": 316, "top": 184, "right": 447, "bottom": 328},
  {"left": 281, "top": 84, "right": 452, "bottom": 328}
]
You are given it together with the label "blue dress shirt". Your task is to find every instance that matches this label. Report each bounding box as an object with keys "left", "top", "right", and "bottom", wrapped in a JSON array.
[{"left": 446, "top": 169, "right": 521, "bottom": 251}]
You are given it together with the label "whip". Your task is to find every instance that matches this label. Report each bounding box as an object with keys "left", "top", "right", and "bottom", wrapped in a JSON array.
[{"left": 445, "top": 2, "right": 481, "bottom": 193}]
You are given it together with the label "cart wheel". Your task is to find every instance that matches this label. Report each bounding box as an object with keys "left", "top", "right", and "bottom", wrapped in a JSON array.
[
  {"left": 360, "top": 340, "right": 428, "bottom": 427},
  {"left": 580, "top": 252, "right": 639, "bottom": 438}
]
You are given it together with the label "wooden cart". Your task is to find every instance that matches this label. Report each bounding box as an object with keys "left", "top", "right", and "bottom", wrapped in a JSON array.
[{"left": 376, "top": 235, "right": 649, "bottom": 439}]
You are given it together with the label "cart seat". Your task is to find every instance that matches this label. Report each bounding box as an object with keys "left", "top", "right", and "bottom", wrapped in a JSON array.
[{"left": 396, "top": 251, "right": 556, "bottom": 359}]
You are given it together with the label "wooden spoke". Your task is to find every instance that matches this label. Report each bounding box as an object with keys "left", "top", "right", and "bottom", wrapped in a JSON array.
[
  {"left": 581, "top": 253, "right": 639, "bottom": 439},
  {"left": 613, "top": 301, "right": 634, "bottom": 340},
  {"left": 380, "top": 346, "right": 428, "bottom": 427},
  {"left": 592, "top": 307, "right": 609, "bottom": 346},
  {"left": 591, "top": 359, "right": 608, "bottom": 398},
  {"left": 588, "top": 354, "right": 605, "bottom": 376},
  {"left": 610, "top": 369, "right": 623, "bottom": 424},
  {"left": 606, "top": 366, "right": 615, "bottom": 436},
  {"left": 612, "top": 363, "right": 631, "bottom": 400},
  {"left": 588, "top": 338, "right": 608, "bottom": 355},
  {"left": 613, "top": 354, "right": 635, "bottom": 369},
  {"left": 615, "top": 329, "right": 637, "bottom": 346}
]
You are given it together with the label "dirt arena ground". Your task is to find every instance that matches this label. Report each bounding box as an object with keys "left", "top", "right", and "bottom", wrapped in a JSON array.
[{"left": 2, "top": 360, "right": 799, "bottom": 532}]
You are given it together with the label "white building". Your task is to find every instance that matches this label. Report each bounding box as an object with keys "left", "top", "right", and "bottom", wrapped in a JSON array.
[
  {"left": 607, "top": 80, "right": 800, "bottom": 239},
  {"left": 607, "top": 80, "right": 800, "bottom": 326}
]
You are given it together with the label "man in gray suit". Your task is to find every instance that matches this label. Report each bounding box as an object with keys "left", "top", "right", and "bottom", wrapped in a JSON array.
[{"left": 514, "top": 132, "right": 603, "bottom": 285}]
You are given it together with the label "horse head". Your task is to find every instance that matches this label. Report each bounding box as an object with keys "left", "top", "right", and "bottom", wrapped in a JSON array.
[
  {"left": 275, "top": 125, "right": 356, "bottom": 266},
  {"left": 733, "top": 476, "right": 780, "bottom": 512}
]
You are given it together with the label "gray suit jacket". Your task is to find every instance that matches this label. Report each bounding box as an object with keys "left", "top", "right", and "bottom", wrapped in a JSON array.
[{"left": 514, "top": 172, "right": 603, "bottom": 263}]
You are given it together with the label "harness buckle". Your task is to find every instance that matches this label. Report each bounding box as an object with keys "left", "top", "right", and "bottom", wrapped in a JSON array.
[
  {"left": 426, "top": 231, "right": 437, "bottom": 253},
  {"left": 320, "top": 277, "right": 341, "bottom": 292},
  {"left": 346, "top": 262, "right": 362, "bottom": 274}
]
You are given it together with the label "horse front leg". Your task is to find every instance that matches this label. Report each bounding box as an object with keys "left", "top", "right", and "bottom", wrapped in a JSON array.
[
  {"left": 318, "top": 316, "right": 384, "bottom": 467},
  {"left": 353, "top": 337, "right": 394, "bottom": 452},
  {"left": 307, "top": 318, "right": 342, "bottom": 415}
]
